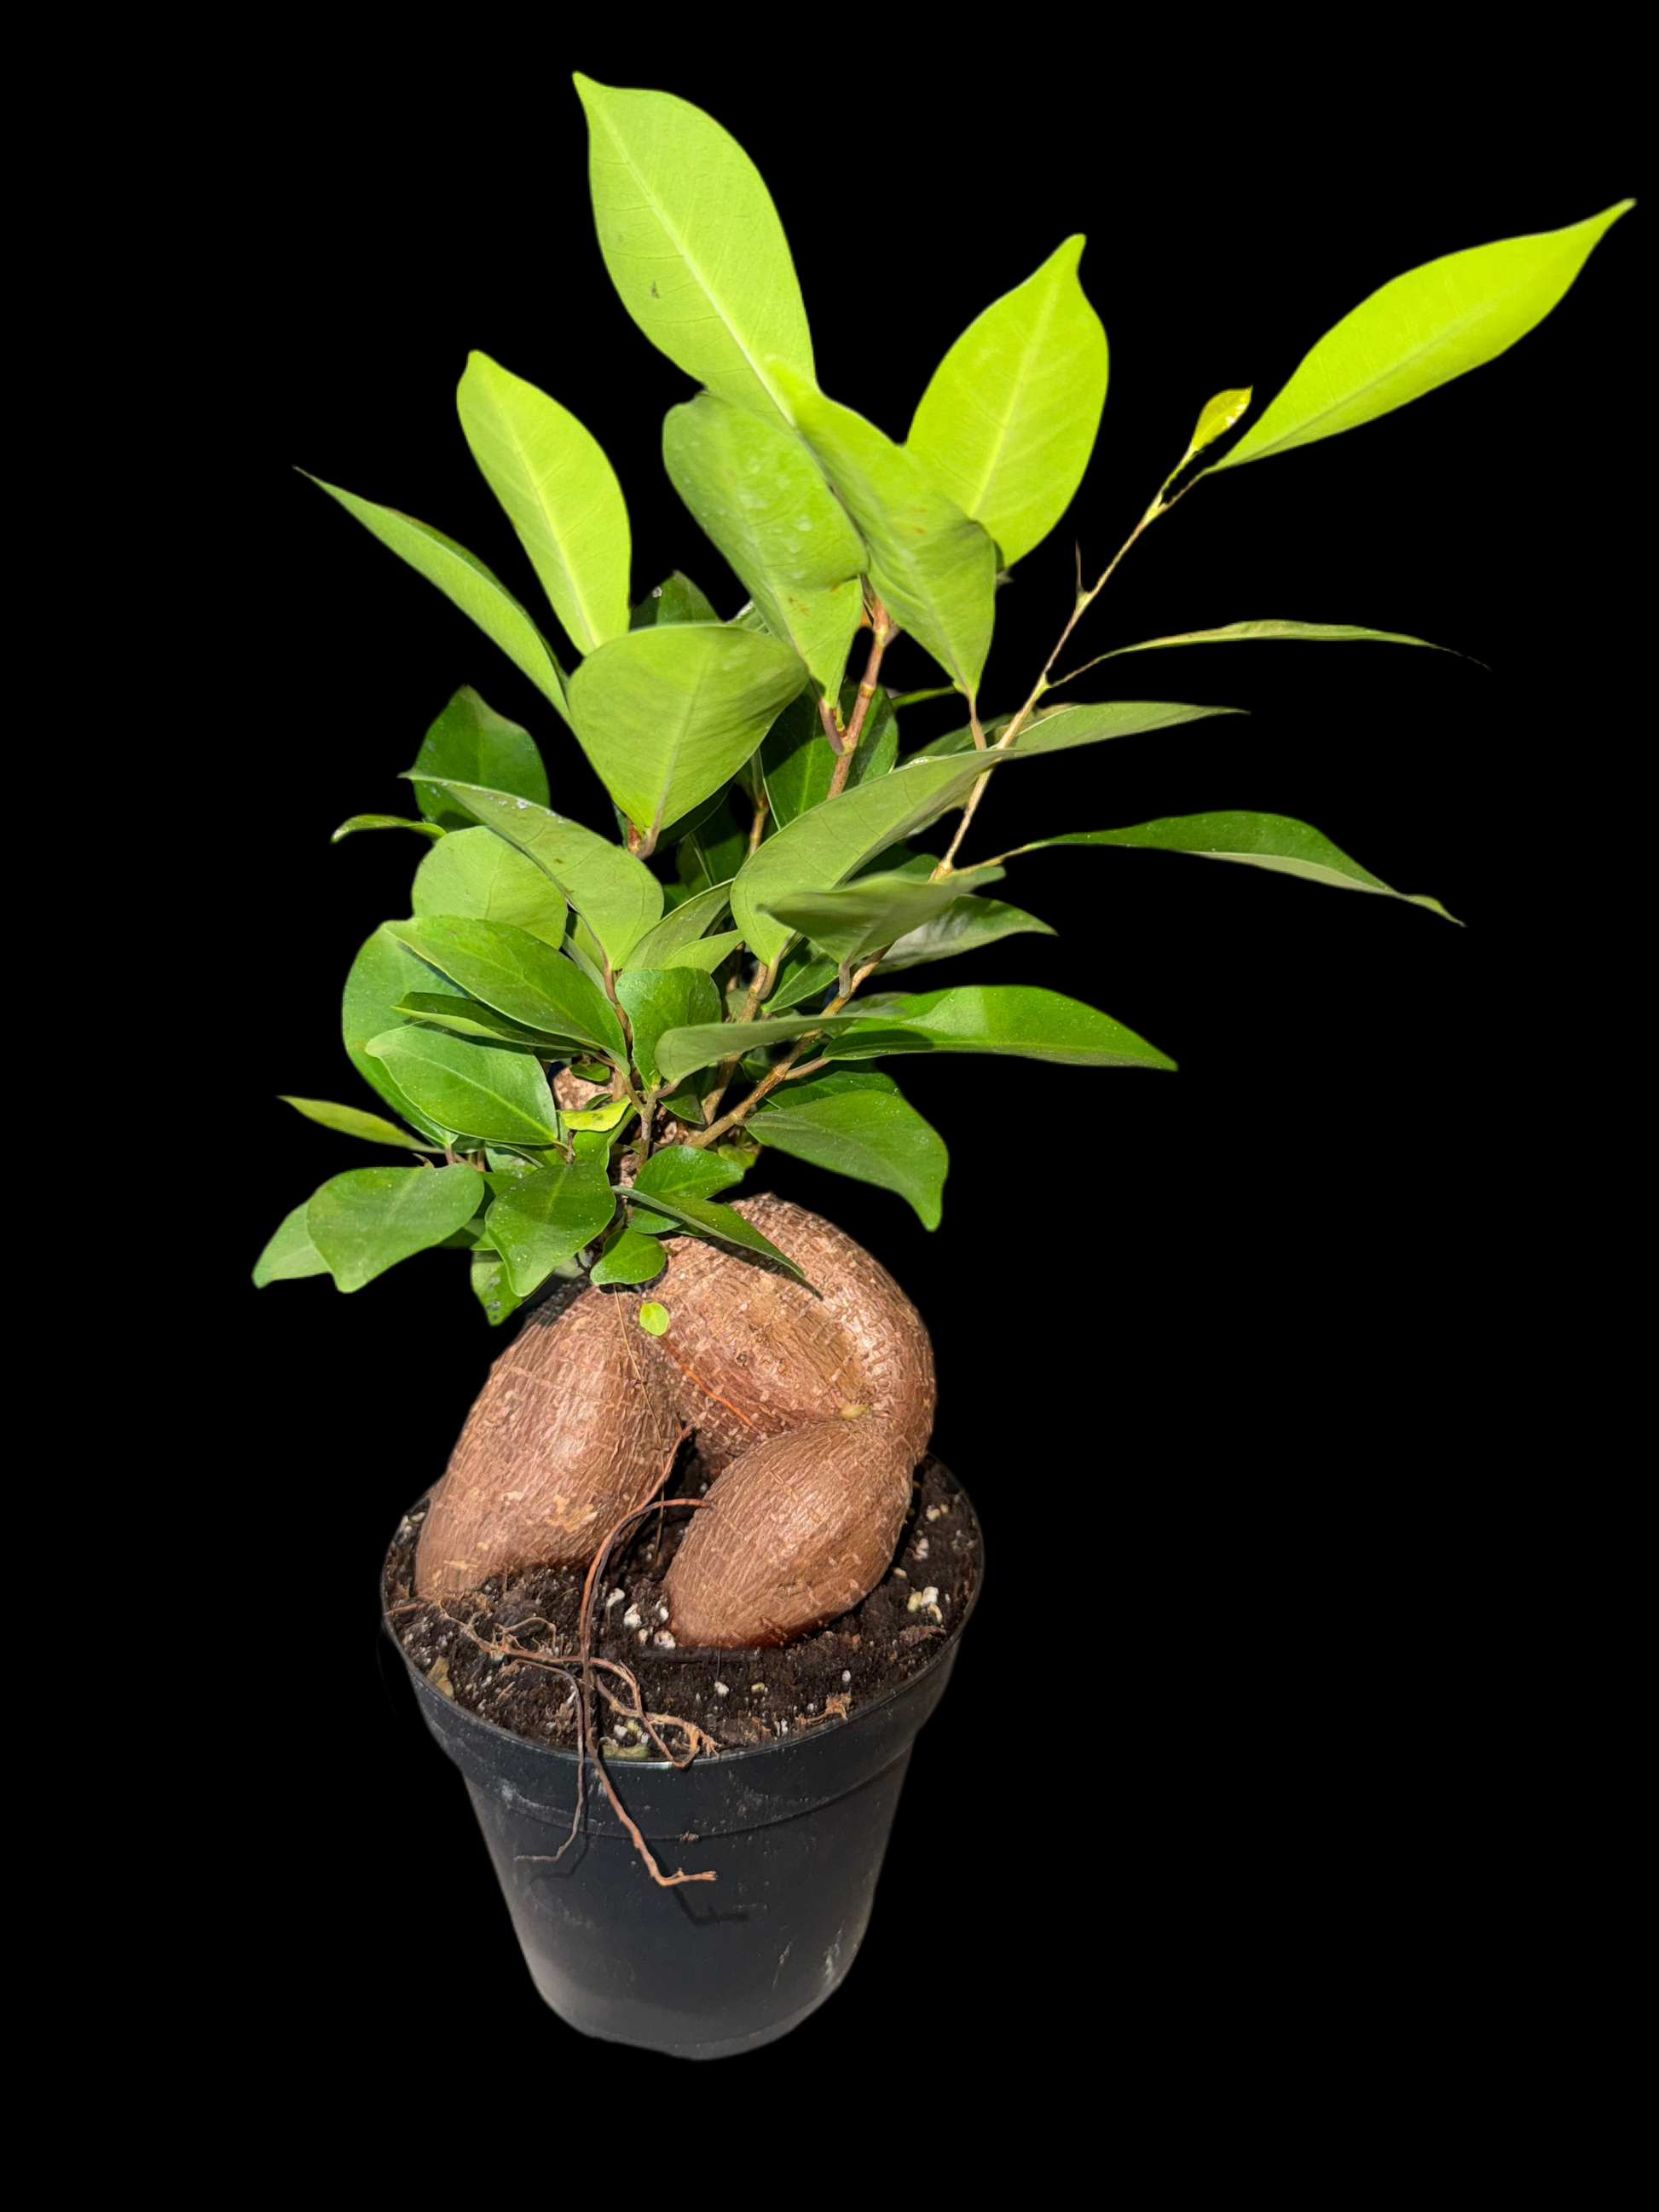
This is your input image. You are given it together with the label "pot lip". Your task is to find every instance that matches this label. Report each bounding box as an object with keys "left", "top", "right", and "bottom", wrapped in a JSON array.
[{"left": 382, "top": 1456, "right": 983, "bottom": 1770}]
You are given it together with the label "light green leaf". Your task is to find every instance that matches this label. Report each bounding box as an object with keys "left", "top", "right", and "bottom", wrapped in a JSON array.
[
  {"left": 616, "top": 967, "right": 722, "bottom": 1090},
  {"left": 387, "top": 915, "right": 627, "bottom": 1059},
  {"left": 303, "top": 475, "right": 569, "bottom": 718},
  {"left": 342, "top": 925, "right": 470, "bottom": 1144},
  {"left": 1095, "top": 619, "right": 1465, "bottom": 661},
  {"left": 590, "top": 1226, "right": 667, "bottom": 1285},
  {"left": 760, "top": 682, "right": 899, "bottom": 829},
  {"left": 621, "top": 881, "right": 732, "bottom": 971},
  {"left": 1215, "top": 200, "right": 1634, "bottom": 471},
  {"left": 826, "top": 984, "right": 1176, "bottom": 1070},
  {"left": 485, "top": 1152, "right": 617, "bottom": 1298},
  {"left": 408, "top": 688, "right": 550, "bottom": 830},
  {"left": 404, "top": 781, "right": 662, "bottom": 965},
  {"left": 252, "top": 1201, "right": 332, "bottom": 1286},
  {"left": 616, "top": 1182, "right": 809, "bottom": 1284},
  {"left": 471, "top": 1250, "right": 523, "bottom": 1326},
  {"left": 1026, "top": 813, "right": 1459, "bottom": 920},
  {"left": 390, "top": 993, "right": 571, "bottom": 1049},
  {"left": 1182, "top": 387, "right": 1252, "bottom": 459},
  {"left": 751, "top": 1070, "right": 947, "bottom": 1229},
  {"left": 568, "top": 621, "right": 805, "bottom": 840},
  {"left": 660, "top": 929, "right": 744, "bottom": 975},
  {"left": 562, "top": 1093, "right": 635, "bottom": 1135},
  {"left": 306, "top": 1164, "right": 484, "bottom": 1294},
  {"left": 277, "top": 1096, "right": 439, "bottom": 1150},
  {"left": 411, "top": 825, "right": 569, "bottom": 948},
  {"left": 772, "top": 361, "right": 996, "bottom": 694},
  {"left": 630, "top": 571, "right": 720, "bottom": 627},
  {"left": 663, "top": 392, "right": 865, "bottom": 695},
  {"left": 365, "top": 1028, "right": 562, "bottom": 1146},
  {"left": 575, "top": 75, "right": 816, "bottom": 424},
  {"left": 907, "top": 234, "right": 1108, "bottom": 568},
  {"left": 330, "top": 814, "right": 444, "bottom": 844},
  {"left": 457, "top": 351, "right": 631, "bottom": 656},
  {"left": 761, "top": 864, "right": 1005, "bottom": 967},
  {"left": 638, "top": 1301, "right": 672, "bottom": 1335}
]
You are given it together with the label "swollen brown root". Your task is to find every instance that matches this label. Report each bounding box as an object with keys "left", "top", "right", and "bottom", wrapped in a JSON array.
[{"left": 413, "top": 1195, "right": 937, "bottom": 1644}]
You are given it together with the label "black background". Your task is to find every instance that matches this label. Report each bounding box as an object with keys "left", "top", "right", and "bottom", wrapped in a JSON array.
[{"left": 211, "top": 34, "right": 1638, "bottom": 2141}]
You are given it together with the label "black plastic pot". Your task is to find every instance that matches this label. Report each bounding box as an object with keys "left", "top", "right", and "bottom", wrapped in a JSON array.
[{"left": 384, "top": 1470, "right": 981, "bottom": 2060}]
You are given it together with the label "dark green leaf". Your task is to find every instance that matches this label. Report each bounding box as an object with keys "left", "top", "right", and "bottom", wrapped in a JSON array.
[
  {"left": 471, "top": 1250, "right": 523, "bottom": 1326},
  {"left": 485, "top": 1152, "right": 617, "bottom": 1297},
  {"left": 877, "top": 893, "right": 1055, "bottom": 973},
  {"left": 387, "top": 915, "right": 627, "bottom": 1059},
  {"left": 276, "top": 1096, "right": 439, "bottom": 1150},
  {"left": 760, "top": 863, "right": 1004, "bottom": 967},
  {"left": 751, "top": 1070, "right": 947, "bottom": 1228},
  {"left": 621, "top": 881, "right": 732, "bottom": 971},
  {"left": 390, "top": 994, "right": 571, "bottom": 1049},
  {"left": 825, "top": 984, "right": 1176, "bottom": 1070},
  {"left": 760, "top": 683, "right": 899, "bottom": 829},
  {"left": 626, "top": 1142, "right": 745, "bottom": 1234},
  {"left": 365, "top": 1028, "right": 562, "bottom": 1145},
  {"left": 409, "top": 689, "right": 551, "bottom": 829},
  {"left": 342, "top": 925, "right": 469, "bottom": 1144},
  {"left": 616, "top": 968, "right": 722, "bottom": 1090},
  {"left": 306, "top": 1164, "right": 484, "bottom": 1293},
  {"left": 590, "top": 1225, "right": 668, "bottom": 1285},
  {"left": 614, "top": 1182, "right": 810, "bottom": 1284},
  {"left": 630, "top": 571, "right": 720, "bottom": 627}
]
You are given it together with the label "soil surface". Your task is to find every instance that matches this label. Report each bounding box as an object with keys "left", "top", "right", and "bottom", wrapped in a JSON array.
[{"left": 384, "top": 1453, "right": 979, "bottom": 1756}]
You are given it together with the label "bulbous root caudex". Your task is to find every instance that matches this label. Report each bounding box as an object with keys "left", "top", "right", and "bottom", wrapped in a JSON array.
[{"left": 415, "top": 1196, "right": 937, "bottom": 1651}]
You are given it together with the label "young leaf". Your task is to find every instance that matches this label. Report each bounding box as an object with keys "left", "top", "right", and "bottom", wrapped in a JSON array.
[
  {"left": 330, "top": 814, "right": 444, "bottom": 844},
  {"left": 825, "top": 984, "right": 1176, "bottom": 1070},
  {"left": 630, "top": 571, "right": 720, "bottom": 627},
  {"left": 302, "top": 475, "right": 569, "bottom": 719},
  {"left": 408, "top": 688, "right": 551, "bottom": 829},
  {"left": 1182, "top": 387, "right": 1253, "bottom": 459},
  {"left": 615, "top": 1182, "right": 810, "bottom": 1284},
  {"left": 750, "top": 1070, "right": 948, "bottom": 1229},
  {"left": 485, "top": 1153, "right": 617, "bottom": 1298},
  {"left": 457, "top": 350, "right": 632, "bottom": 656},
  {"left": 1214, "top": 201, "right": 1633, "bottom": 471},
  {"left": 772, "top": 361, "right": 996, "bottom": 694},
  {"left": 615, "top": 967, "right": 722, "bottom": 1090},
  {"left": 574, "top": 76, "right": 816, "bottom": 425},
  {"left": 760, "top": 683, "right": 899, "bottom": 830},
  {"left": 637, "top": 1301, "right": 672, "bottom": 1335},
  {"left": 252, "top": 1201, "right": 332, "bottom": 1286},
  {"left": 305, "top": 1164, "right": 484, "bottom": 1294},
  {"left": 471, "top": 1250, "right": 523, "bottom": 1326},
  {"left": 627, "top": 1142, "right": 745, "bottom": 1234},
  {"left": 390, "top": 994, "right": 573, "bottom": 1049},
  {"left": 568, "top": 622, "right": 805, "bottom": 839},
  {"left": 907, "top": 234, "right": 1108, "bottom": 568},
  {"left": 1094, "top": 619, "right": 1465, "bottom": 661},
  {"left": 386, "top": 915, "right": 627, "bottom": 1059},
  {"left": 404, "top": 782, "right": 663, "bottom": 966},
  {"left": 1025, "top": 814, "right": 1459, "bottom": 920},
  {"left": 412, "top": 826, "right": 569, "bottom": 948},
  {"left": 365, "top": 1028, "right": 563, "bottom": 1146},
  {"left": 562, "top": 1092, "right": 635, "bottom": 1135},
  {"left": 662, "top": 392, "right": 865, "bottom": 695},
  {"left": 761, "top": 864, "right": 1006, "bottom": 967},
  {"left": 590, "top": 1225, "right": 668, "bottom": 1285},
  {"left": 276, "top": 1096, "right": 439, "bottom": 1150},
  {"left": 342, "top": 925, "right": 470, "bottom": 1144},
  {"left": 621, "top": 880, "right": 732, "bottom": 971}
]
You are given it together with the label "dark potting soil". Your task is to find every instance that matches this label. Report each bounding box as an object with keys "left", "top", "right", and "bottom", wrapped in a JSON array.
[{"left": 384, "top": 1453, "right": 978, "bottom": 1757}]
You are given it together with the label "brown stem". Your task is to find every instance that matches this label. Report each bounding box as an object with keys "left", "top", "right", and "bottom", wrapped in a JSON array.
[
  {"left": 825, "top": 604, "right": 891, "bottom": 800},
  {"left": 746, "top": 790, "right": 771, "bottom": 856},
  {"left": 685, "top": 954, "right": 885, "bottom": 1148},
  {"left": 697, "top": 962, "right": 773, "bottom": 1127}
]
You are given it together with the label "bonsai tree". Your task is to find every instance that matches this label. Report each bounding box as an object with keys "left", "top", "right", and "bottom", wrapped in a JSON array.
[{"left": 258, "top": 78, "right": 1628, "bottom": 1659}]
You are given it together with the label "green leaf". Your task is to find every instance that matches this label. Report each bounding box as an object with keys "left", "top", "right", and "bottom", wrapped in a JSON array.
[
  {"left": 342, "top": 924, "right": 470, "bottom": 1144},
  {"left": 562, "top": 1092, "right": 635, "bottom": 1135},
  {"left": 907, "top": 234, "right": 1108, "bottom": 568},
  {"left": 330, "top": 814, "right": 444, "bottom": 844},
  {"left": 390, "top": 993, "right": 572, "bottom": 1049},
  {"left": 627, "top": 1141, "right": 745, "bottom": 1233},
  {"left": 621, "top": 881, "right": 732, "bottom": 971},
  {"left": 590, "top": 1225, "right": 667, "bottom": 1285},
  {"left": 306, "top": 1164, "right": 484, "bottom": 1294},
  {"left": 662, "top": 392, "right": 865, "bottom": 696},
  {"left": 1095, "top": 619, "right": 1465, "bottom": 661},
  {"left": 575, "top": 75, "right": 816, "bottom": 425},
  {"left": 303, "top": 475, "right": 569, "bottom": 718},
  {"left": 365, "top": 1028, "right": 562, "bottom": 1146},
  {"left": 616, "top": 1182, "right": 809, "bottom": 1284},
  {"left": 878, "top": 894, "right": 1055, "bottom": 975},
  {"left": 276, "top": 1096, "right": 439, "bottom": 1150},
  {"left": 826, "top": 984, "right": 1176, "bottom": 1070},
  {"left": 411, "top": 825, "right": 569, "bottom": 948},
  {"left": 486, "top": 1152, "right": 617, "bottom": 1297},
  {"left": 630, "top": 571, "right": 720, "bottom": 627},
  {"left": 408, "top": 688, "right": 551, "bottom": 830},
  {"left": 457, "top": 350, "right": 632, "bottom": 656},
  {"left": 387, "top": 915, "right": 627, "bottom": 1059},
  {"left": 1026, "top": 813, "right": 1459, "bottom": 920},
  {"left": 252, "top": 1201, "right": 332, "bottom": 1286},
  {"left": 761, "top": 864, "right": 1005, "bottom": 967},
  {"left": 675, "top": 794, "right": 749, "bottom": 896},
  {"left": 772, "top": 361, "right": 996, "bottom": 695},
  {"left": 637, "top": 1301, "right": 672, "bottom": 1335},
  {"left": 1182, "top": 387, "right": 1253, "bottom": 459},
  {"left": 471, "top": 1250, "right": 523, "bottom": 1326},
  {"left": 616, "top": 968, "right": 722, "bottom": 1090},
  {"left": 404, "top": 782, "right": 662, "bottom": 966},
  {"left": 1215, "top": 200, "right": 1634, "bottom": 471},
  {"left": 760, "top": 683, "right": 899, "bottom": 829},
  {"left": 751, "top": 1070, "right": 947, "bottom": 1229},
  {"left": 568, "top": 622, "right": 804, "bottom": 841}
]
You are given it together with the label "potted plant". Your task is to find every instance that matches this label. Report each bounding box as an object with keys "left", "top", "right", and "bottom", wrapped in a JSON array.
[{"left": 255, "top": 74, "right": 1630, "bottom": 2059}]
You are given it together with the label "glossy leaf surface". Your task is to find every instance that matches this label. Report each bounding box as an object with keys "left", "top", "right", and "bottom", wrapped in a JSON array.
[
  {"left": 306, "top": 1164, "right": 483, "bottom": 1294},
  {"left": 388, "top": 915, "right": 627, "bottom": 1057},
  {"left": 412, "top": 826, "right": 569, "bottom": 947},
  {"left": 751, "top": 1070, "right": 947, "bottom": 1228},
  {"left": 342, "top": 926, "right": 468, "bottom": 1144},
  {"left": 408, "top": 689, "right": 550, "bottom": 829},
  {"left": 365, "top": 1028, "right": 562, "bottom": 1146},
  {"left": 825, "top": 985, "right": 1176, "bottom": 1070},
  {"left": 616, "top": 967, "right": 722, "bottom": 1090},
  {"left": 486, "top": 1153, "right": 617, "bottom": 1297}
]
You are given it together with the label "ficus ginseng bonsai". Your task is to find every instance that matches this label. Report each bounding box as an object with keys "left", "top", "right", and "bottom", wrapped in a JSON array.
[{"left": 259, "top": 78, "right": 1628, "bottom": 1665}]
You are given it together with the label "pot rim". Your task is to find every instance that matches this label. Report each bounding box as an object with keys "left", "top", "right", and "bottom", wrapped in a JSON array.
[{"left": 383, "top": 1457, "right": 983, "bottom": 1770}]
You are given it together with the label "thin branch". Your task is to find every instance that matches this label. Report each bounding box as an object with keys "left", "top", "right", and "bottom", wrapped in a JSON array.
[{"left": 825, "top": 598, "right": 891, "bottom": 800}]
